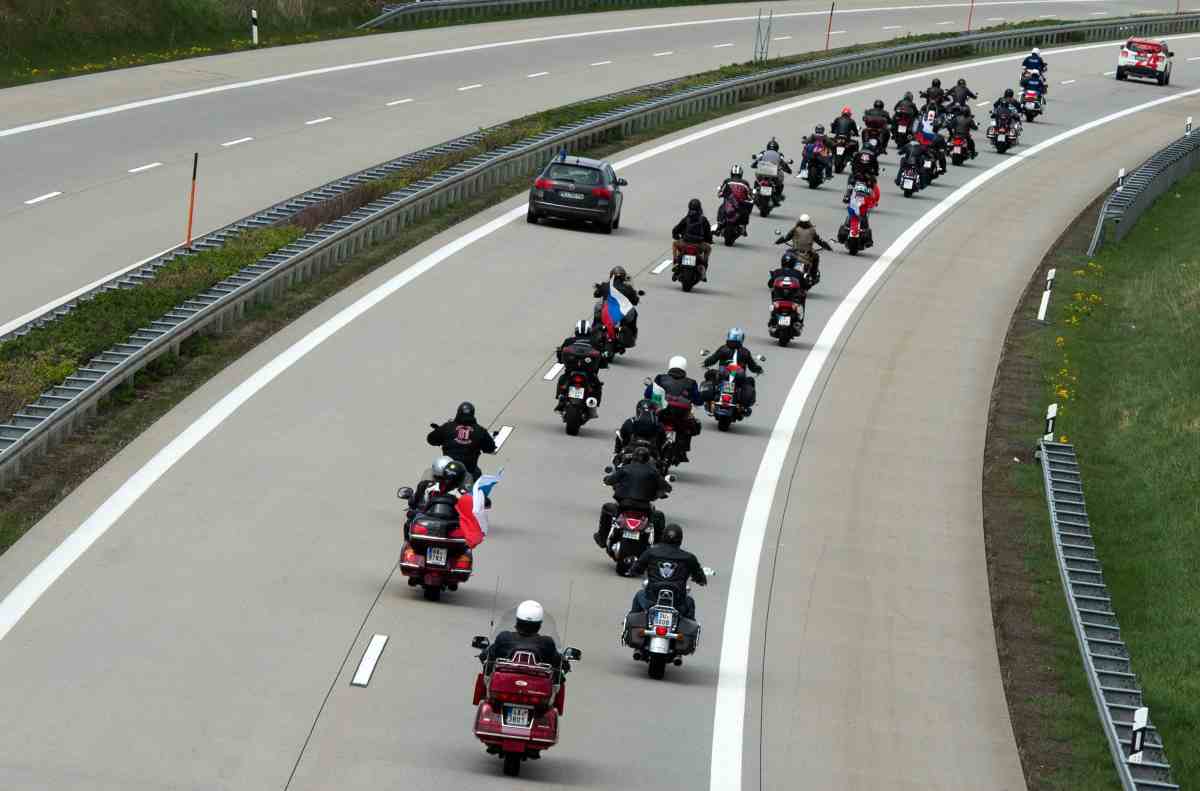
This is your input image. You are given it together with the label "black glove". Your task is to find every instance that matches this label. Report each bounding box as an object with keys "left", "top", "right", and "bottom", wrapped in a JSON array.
[{"left": 774, "top": 236, "right": 785, "bottom": 245}]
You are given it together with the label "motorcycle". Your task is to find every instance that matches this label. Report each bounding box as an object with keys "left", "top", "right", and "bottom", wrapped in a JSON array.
[
  {"left": 555, "top": 368, "right": 599, "bottom": 436},
  {"left": 699, "top": 354, "right": 766, "bottom": 431},
  {"left": 837, "top": 181, "right": 875, "bottom": 256},
  {"left": 832, "top": 134, "right": 859, "bottom": 174},
  {"left": 471, "top": 612, "right": 582, "bottom": 777},
  {"left": 671, "top": 241, "right": 708, "bottom": 292},
  {"left": 591, "top": 286, "right": 643, "bottom": 361},
  {"left": 397, "top": 488, "right": 473, "bottom": 601},
  {"left": 892, "top": 111, "right": 914, "bottom": 146},
  {"left": 767, "top": 272, "right": 806, "bottom": 347},
  {"left": 950, "top": 134, "right": 969, "bottom": 166},
  {"left": 774, "top": 232, "right": 821, "bottom": 290},
  {"left": 987, "top": 113, "right": 1020, "bottom": 153},
  {"left": 1021, "top": 89, "right": 1044, "bottom": 122},
  {"left": 861, "top": 125, "right": 886, "bottom": 155},
  {"left": 598, "top": 469, "right": 672, "bottom": 576},
  {"left": 898, "top": 161, "right": 921, "bottom": 197},
  {"left": 714, "top": 191, "right": 747, "bottom": 247},
  {"left": 657, "top": 395, "right": 697, "bottom": 470},
  {"left": 621, "top": 579, "right": 712, "bottom": 680}
]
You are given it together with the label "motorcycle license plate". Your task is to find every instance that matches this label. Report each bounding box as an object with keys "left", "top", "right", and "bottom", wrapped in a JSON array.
[
  {"left": 1025, "top": 102, "right": 1036, "bottom": 109},
  {"left": 953, "top": 146, "right": 961, "bottom": 154},
  {"left": 503, "top": 704, "right": 533, "bottom": 728},
  {"left": 652, "top": 610, "right": 675, "bottom": 628},
  {"left": 798, "top": 168, "right": 809, "bottom": 179},
  {"left": 622, "top": 530, "right": 642, "bottom": 540},
  {"left": 568, "top": 386, "right": 585, "bottom": 399},
  {"left": 426, "top": 546, "right": 448, "bottom": 566},
  {"left": 897, "top": 124, "right": 908, "bottom": 133},
  {"left": 558, "top": 191, "right": 584, "bottom": 201},
  {"left": 778, "top": 315, "right": 792, "bottom": 326},
  {"left": 836, "top": 146, "right": 845, "bottom": 155},
  {"left": 665, "top": 430, "right": 676, "bottom": 442},
  {"left": 903, "top": 178, "right": 915, "bottom": 189},
  {"left": 721, "top": 382, "right": 736, "bottom": 395},
  {"left": 997, "top": 134, "right": 1006, "bottom": 142},
  {"left": 923, "top": 160, "right": 931, "bottom": 169},
  {"left": 681, "top": 255, "right": 697, "bottom": 267}
]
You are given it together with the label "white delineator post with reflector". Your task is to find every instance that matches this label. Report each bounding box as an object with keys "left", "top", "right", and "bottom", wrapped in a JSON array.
[
  {"left": 1043, "top": 403, "right": 1058, "bottom": 441},
  {"left": 251, "top": 9, "right": 259, "bottom": 46},
  {"left": 1037, "top": 267, "right": 1056, "bottom": 322},
  {"left": 1128, "top": 706, "right": 1150, "bottom": 763},
  {"left": 1117, "top": 167, "right": 1125, "bottom": 192}
]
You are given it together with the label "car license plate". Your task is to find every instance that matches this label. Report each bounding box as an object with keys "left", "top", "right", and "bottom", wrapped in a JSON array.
[
  {"left": 778, "top": 315, "right": 791, "bottom": 326},
  {"left": 836, "top": 146, "right": 845, "bottom": 155},
  {"left": 426, "top": 546, "right": 448, "bottom": 566},
  {"left": 622, "top": 530, "right": 642, "bottom": 540},
  {"left": 897, "top": 124, "right": 907, "bottom": 133},
  {"left": 558, "top": 191, "right": 584, "bottom": 200},
  {"left": 798, "top": 168, "right": 808, "bottom": 179},
  {"left": 568, "top": 386, "right": 585, "bottom": 399},
  {"left": 503, "top": 704, "right": 533, "bottom": 728},
  {"left": 953, "top": 146, "right": 961, "bottom": 154},
  {"left": 681, "top": 255, "right": 696, "bottom": 267},
  {"left": 903, "top": 178, "right": 915, "bottom": 189},
  {"left": 997, "top": 134, "right": 1006, "bottom": 142},
  {"left": 1025, "top": 101, "right": 1036, "bottom": 109}
]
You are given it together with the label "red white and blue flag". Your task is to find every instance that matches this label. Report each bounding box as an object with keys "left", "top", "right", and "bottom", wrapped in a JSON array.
[
  {"left": 455, "top": 470, "right": 503, "bottom": 548},
  {"left": 599, "top": 277, "right": 634, "bottom": 337}
]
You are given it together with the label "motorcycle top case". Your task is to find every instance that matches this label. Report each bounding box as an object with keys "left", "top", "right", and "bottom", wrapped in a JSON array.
[
  {"left": 488, "top": 668, "right": 555, "bottom": 706},
  {"left": 622, "top": 610, "right": 701, "bottom": 655}
]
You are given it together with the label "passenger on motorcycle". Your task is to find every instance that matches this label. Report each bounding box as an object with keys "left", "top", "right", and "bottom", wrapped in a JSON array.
[
  {"left": 404, "top": 455, "right": 456, "bottom": 539},
  {"left": 629, "top": 524, "right": 708, "bottom": 620},
  {"left": 480, "top": 600, "right": 565, "bottom": 671},
  {"left": 1020, "top": 69, "right": 1047, "bottom": 99},
  {"left": 555, "top": 319, "right": 604, "bottom": 415},
  {"left": 830, "top": 105, "right": 859, "bottom": 139},
  {"left": 801, "top": 125, "right": 834, "bottom": 179},
  {"left": 950, "top": 107, "right": 979, "bottom": 159},
  {"left": 950, "top": 77, "right": 978, "bottom": 105},
  {"left": 427, "top": 401, "right": 497, "bottom": 481},
  {"left": 671, "top": 199, "right": 714, "bottom": 280},
  {"left": 862, "top": 99, "right": 892, "bottom": 152},
  {"left": 992, "top": 88, "right": 1023, "bottom": 118},
  {"left": 592, "top": 265, "right": 640, "bottom": 338},
  {"left": 615, "top": 399, "right": 667, "bottom": 459},
  {"left": 702, "top": 327, "right": 763, "bottom": 411},
  {"left": 598, "top": 447, "right": 671, "bottom": 546},
  {"left": 645, "top": 355, "right": 704, "bottom": 461},
  {"left": 752, "top": 138, "right": 793, "bottom": 202},
  {"left": 717, "top": 163, "right": 754, "bottom": 232},
  {"left": 775, "top": 214, "right": 833, "bottom": 279}
]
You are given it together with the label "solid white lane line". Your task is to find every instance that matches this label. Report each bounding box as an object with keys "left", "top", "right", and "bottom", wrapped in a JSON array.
[
  {"left": 653, "top": 51, "right": 674, "bottom": 56},
  {"left": 386, "top": 98, "right": 413, "bottom": 106},
  {"left": 987, "top": 16, "right": 1005, "bottom": 20},
  {"left": 221, "top": 136, "right": 254, "bottom": 147},
  {"left": 1188, "top": 56, "right": 1200, "bottom": 61},
  {"left": 0, "top": 0, "right": 1129, "bottom": 141},
  {"left": 5, "top": 36, "right": 1196, "bottom": 652},
  {"left": 1061, "top": 79, "right": 1076, "bottom": 84},
  {"left": 707, "top": 83, "right": 1200, "bottom": 791},
  {"left": 493, "top": 426, "right": 515, "bottom": 450},
  {"left": 24, "top": 191, "right": 62, "bottom": 205},
  {"left": 773, "top": 35, "right": 792, "bottom": 41},
  {"left": 976, "top": 100, "right": 990, "bottom": 106},
  {"left": 127, "top": 162, "right": 163, "bottom": 174},
  {"left": 351, "top": 634, "right": 388, "bottom": 687},
  {"left": 590, "top": 60, "right": 612, "bottom": 66},
  {"left": 527, "top": 71, "right": 550, "bottom": 78},
  {"left": 652, "top": 259, "right": 673, "bottom": 274},
  {"left": 883, "top": 25, "right": 903, "bottom": 29},
  {"left": 458, "top": 83, "right": 483, "bottom": 91},
  {"left": 714, "top": 42, "right": 734, "bottom": 48},
  {"left": 305, "top": 116, "right": 333, "bottom": 125},
  {"left": 937, "top": 20, "right": 955, "bottom": 24},
  {"left": 543, "top": 363, "right": 564, "bottom": 381},
  {"left": 1103, "top": 70, "right": 1117, "bottom": 75},
  {"left": 829, "top": 30, "right": 847, "bottom": 34},
  {"left": 1090, "top": 10, "right": 1107, "bottom": 13}
]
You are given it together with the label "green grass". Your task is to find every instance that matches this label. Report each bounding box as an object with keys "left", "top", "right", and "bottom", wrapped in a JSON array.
[{"left": 1031, "top": 172, "right": 1200, "bottom": 786}]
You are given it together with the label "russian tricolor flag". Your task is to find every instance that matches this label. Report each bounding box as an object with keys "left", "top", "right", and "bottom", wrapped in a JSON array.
[
  {"left": 599, "top": 277, "right": 634, "bottom": 337},
  {"left": 455, "top": 470, "right": 503, "bottom": 548}
]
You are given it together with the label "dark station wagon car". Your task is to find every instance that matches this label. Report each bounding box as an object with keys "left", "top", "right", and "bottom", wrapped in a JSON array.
[{"left": 527, "top": 155, "right": 627, "bottom": 233}]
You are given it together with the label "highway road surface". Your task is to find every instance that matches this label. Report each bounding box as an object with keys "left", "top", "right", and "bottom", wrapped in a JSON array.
[
  {"left": 0, "top": 0, "right": 1173, "bottom": 333},
  {"left": 1, "top": 31, "right": 1198, "bottom": 791}
]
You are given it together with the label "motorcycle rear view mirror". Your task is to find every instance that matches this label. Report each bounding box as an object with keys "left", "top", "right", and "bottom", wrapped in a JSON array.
[
  {"left": 773, "top": 228, "right": 782, "bottom": 236},
  {"left": 700, "top": 348, "right": 711, "bottom": 357},
  {"left": 604, "top": 466, "right": 614, "bottom": 474},
  {"left": 471, "top": 635, "right": 490, "bottom": 650},
  {"left": 430, "top": 422, "right": 439, "bottom": 430},
  {"left": 643, "top": 377, "right": 653, "bottom": 386},
  {"left": 617, "top": 178, "right": 629, "bottom": 186},
  {"left": 787, "top": 158, "right": 795, "bottom": 164},
  {"left": 756, "top": 355, "right": 767, "bottom": 363},
  {"left": 562, "top": 647, "right": 582, "bottom": 661},
  {"left": 666, "top": 474, "right": 677, "bottom": 483},
  {"left": 702, "top": 567, "right": 717, "bottom": 577},
  {"left": 397, "top": 486, "right": 414, "bottom": 500},
  {"left": 637, "top": 290, "right": 645, "bottom": 296}
]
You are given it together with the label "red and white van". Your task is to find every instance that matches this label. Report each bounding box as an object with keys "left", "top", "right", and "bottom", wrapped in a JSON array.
[{"left": 1116, "top": 37, "right": 1175, "bottom": 85}]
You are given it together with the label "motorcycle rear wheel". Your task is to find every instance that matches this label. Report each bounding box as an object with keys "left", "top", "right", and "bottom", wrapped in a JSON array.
[
  {"left": 648, "top": 655, "right": 668, "bottom": 680},
  {"left": 723, "top": 227, "right": 738, "bottom": 246},
  {"left": 717, "top": 416, "right": 733, "bottom": 432},
  {"left": 503, "top": 753, "right": 522, "bottom": 777},
  {"left": 422, "top": 585, "right": 441, "bottom": 602},
  {"left": 563, "top": 405, "right": 584, "bottom": 436},
  {"left": 757, "top": 199, "right": 772, "bottom": 217},
  {"left": 951, "top": 154, "right": 964, "bottom": 166},
  {"left": 776, "top": 329, "right": 793, "bottom": 347}
]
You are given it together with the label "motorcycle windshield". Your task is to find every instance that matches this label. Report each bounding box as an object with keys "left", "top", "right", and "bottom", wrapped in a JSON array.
[{"left": 491, "top": 605, "right": 562, "bottom": 647}]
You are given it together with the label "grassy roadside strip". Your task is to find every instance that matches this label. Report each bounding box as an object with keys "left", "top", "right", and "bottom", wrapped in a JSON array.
[{"left": 985, "top": 172, "right": 1200, "bottom": 789}]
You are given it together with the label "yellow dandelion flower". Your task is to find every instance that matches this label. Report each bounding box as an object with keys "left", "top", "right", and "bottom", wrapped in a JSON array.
[{"left": 1059, "top": 434, "right": 1069, "bottom": 443}]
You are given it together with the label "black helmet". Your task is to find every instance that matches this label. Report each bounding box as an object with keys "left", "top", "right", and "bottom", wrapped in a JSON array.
[
  {"left": 636, "top": 398, "right": 657, "bottom": 417},
  {"left": 609, "top": 265, "right": 628, "bottom": 281},
  {"left": 662, "top": 523, "right": 684, "bottom": 546},
  {"left": 903, "top": 91, "right": 913, "bottom": 101},
  {"left": 632, "top": 446, "right": 652, "bottom": 464},
  {"left": 687, "top": 198, "right": 702, "bottom": 212},
  {"left": 766, "top": 137, "right": 780, "bottom": 151},
  {"left": 814, "top": 124, "right": 825, "bottom": 135},
  {"left": 873, "top": 99, "right": 884, "bottom": 110},
  {"left": 931, "top": 78, "right": 941, "bottom": 88},
  {"left": 1004, "top": 88, "right": 1014, "bottom": 98},
  {"left": 956, "top": 78, "right": 967, "bottom": 87},
  {"left": 435, "top": 459, "right": 467, "bottom": 489},
  {"left": 781, "top": 249, "right": 799, "bottom": 267},
  {"left": 455, "top": 401, "right": 476, "bottom": 423}
]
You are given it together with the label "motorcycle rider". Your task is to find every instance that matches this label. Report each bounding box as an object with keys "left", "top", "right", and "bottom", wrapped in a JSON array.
[
  {"left": 896, "top": 137, "right": 928, "bottom": 188},
  {"left": 862, "top": 99, "right": 892, "bottom": 153},
  {"left": 916, "top": 109, "right": 947, "bottom": 175},
  {"left": 843, "top": 137, "right": 881, "bottom": 205},
  {"left": 830, "top": 105, "right": 860, "bottom": 142},
  {"left": 671, "top": 198, "right": 714, "bottom": 280},
  {"left": 775, "top": 214, "right": 833, "bottom": 280},
  {"left": 598, "top": 446, "right": 671, "bottom": 546},
  {"left": 717, "top": 163, "right": 754, "bottom": 233},
  {"left": 555, "top": 319, "right": 605, "bottom": 416},
  {"left": 628, "top": 523, "right": 708, "bottom": 620},
  {"left": 427, "top": 401, "right": 497, "bottom": 481},
  {"left": 950, "top": 77, "right": 978, "bottom": 106},
  {"left": 480, "top": 600, "right": 565, "bottom": 671},
  {"left": 752, "top": 138, "right": 792, "bottom": 203},
  {"left": 615, "top": 399, "right": 667, "bottom": 460},
  {"left": 802, "top": 124, "right": 834, "bottom": 178},
  {"left": 1022, "top": 47, "right": 1048, "bottom": 80},
  {"left": 920, "top": 77, "right": 947, "bottom": 108},
  {"left": 404, "top": 455, "right": 455, "bottom": 539},
  {"left": 893, "top": 91, "right": 919, "bottom": 125},
  {"left": 950, "top": 105, "right": 979, "bottom": 159},
  {"left": 593, "top": 265, "right": 640, "bottom": 340},
  {"left": 645, "top": 355, "right": 704, "bottom": 461},
  {"left": 1020, "top": 68, "right": 1048, "bottom": 100},
  {"left": 993, "top": 87, "right": 1023, "bottom": 118},
  {"left": 702, "top": 327, "right": 763, "bottom": 412},
  {"left": 767, "top": 253, "right": 809, "bottom": 327}
]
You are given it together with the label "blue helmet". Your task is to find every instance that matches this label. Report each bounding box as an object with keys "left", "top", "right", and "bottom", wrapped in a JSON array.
[{"left": 726, "top": 327, "right": 746, "bottom": 344}]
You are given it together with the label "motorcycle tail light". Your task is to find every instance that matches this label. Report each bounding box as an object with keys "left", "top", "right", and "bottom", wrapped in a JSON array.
[
  {"left": 455, "top": 554, "right": 472, "bottom": 570},
  {"left": 656, "top": 626, "right": 668, "bottom": 637},
  {"left": 572, "top": 375, "right": 586, "bottom": 385}
]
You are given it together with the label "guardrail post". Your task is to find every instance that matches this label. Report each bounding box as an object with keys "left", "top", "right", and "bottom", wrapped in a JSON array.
[{"left": 1187, "top": 116, "right": 1193, "bottom": 135}]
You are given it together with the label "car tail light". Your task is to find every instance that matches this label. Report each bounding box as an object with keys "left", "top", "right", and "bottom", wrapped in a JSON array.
[
  {"left": 592, "top": 187, "right": 613, "bottom": 199},
  {"left": 534, "top": 178, "right": 554, "bottom": 190},
  {"left": 656, "top": 626, "right": 668, "bottom": 637}
]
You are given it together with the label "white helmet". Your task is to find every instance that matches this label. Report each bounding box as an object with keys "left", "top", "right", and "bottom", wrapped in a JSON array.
[
  {"left": 515, "top": 600, "right": 544, "bottom": 635},
  {"left": 1032, "top": 47, "right": 1040, "bottom": 55},
  {"left": 798, "top": 213, "right": 811, "bottom": 223},
  {"left": 1030, "top": 68, "right": 1041, "bottom": 76},
  {"left": 668, "top": 355, "right": 687, "bottom": 372}
]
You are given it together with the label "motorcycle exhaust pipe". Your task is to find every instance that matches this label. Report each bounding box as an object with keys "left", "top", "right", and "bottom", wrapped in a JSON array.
[{"left": 632, "top": 651, "right": 643, "bottom": 661}]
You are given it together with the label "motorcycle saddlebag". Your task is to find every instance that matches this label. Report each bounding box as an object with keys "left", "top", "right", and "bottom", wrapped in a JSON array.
[
  {"left": 622, "top": 611, "right": 649, "bottom": 646},
  {"left": 675, "top": 617, "right": 701, "bottom": 656},
  {"left": 836, "top": 222, "right": 850, "bottom": 243}
]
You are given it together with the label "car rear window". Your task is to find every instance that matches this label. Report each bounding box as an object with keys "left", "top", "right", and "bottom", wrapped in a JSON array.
[
  {"left": 545, "top": 164, "right": 603, "bottom": 185},
  {"left": 1127, "top": 40, "right": 1164, "bottom": 53}
]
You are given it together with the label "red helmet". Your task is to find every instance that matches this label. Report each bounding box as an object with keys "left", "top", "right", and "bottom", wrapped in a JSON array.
[{"left": 841, "top": 106, "right": 852, "bottom": 117}]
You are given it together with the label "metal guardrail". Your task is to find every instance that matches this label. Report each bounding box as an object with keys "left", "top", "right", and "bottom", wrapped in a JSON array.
[
  {"left": 3, "top": 13, "right": 1199, "bottom": 488},
  {"left": 362, "top": 0, "right": 730, "bottom": 29},
  {"left": 1038, "top": 440, "right": 1178, "bottom": 791},
  {"left": 1087, "top": 127, "right": 1200, "bottom": 255}
]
